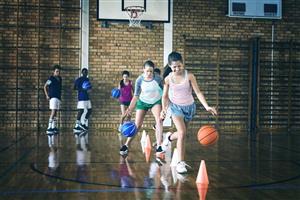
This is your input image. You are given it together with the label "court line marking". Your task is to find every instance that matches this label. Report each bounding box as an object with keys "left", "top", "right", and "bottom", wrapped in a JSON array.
[
  {"left": 0, "top": 147, "right": 34, "bottom": 182},
  {"left": 0, "top": 135, "right": 27, "bottom": 153},
  {"left": 0, "top": 188, "right": 155, "bottom": 195},
  {"left": 30, "top": 160, "right": 300, "bottom": 190}
]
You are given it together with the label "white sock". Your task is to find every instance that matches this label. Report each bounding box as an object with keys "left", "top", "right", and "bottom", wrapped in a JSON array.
[
  {"left": 48, "top": 136, "right": 52, "bottom": 147},
  {"left": 84, "top": 134, "right": 88, "bottom": 144},
  {"left": 51, "top": 135, "right": 55, "bottom": 145},
  {"left": 51, "top": 118, "right": 57, "bottom": 129},
  {"left": 83, "top": 118, "right": 88, "bottom": 126},
  {"left": 75, "top": 135, "right": 80, "bottom": 145},
  {"left": 75, "top": 120, "right": 81, "bottom": 127},
  {"left": 48, "top": 119, "right": 53, "bottom": 129}
]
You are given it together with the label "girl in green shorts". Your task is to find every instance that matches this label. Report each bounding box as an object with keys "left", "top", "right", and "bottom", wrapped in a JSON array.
[{"left": 120, "top": 60, "right": 164, "bottom": 157}]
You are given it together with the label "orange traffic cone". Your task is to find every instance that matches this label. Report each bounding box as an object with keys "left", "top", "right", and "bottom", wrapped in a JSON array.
[
  {"left": 145, "top": 135, "right": 152, "bottom": 150},
  {"left": 196, "top": 160, "right": 209, "bottom": 184},
  {"left": 145, "top": 146, "right": 151, "bottom": 163},
  {"left": 145, "top": 135, "right": 152, "bottom": 163},
  {"left": 196, "top": 183, "right": 208, "bottom": 200},
  {"left": 140, "top": 130, "right": 147, "bottom": 153}
]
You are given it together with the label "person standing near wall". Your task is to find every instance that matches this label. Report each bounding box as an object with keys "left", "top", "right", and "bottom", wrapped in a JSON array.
[
  {"left": 118, "top": 70, "right": 134, "bottom": 132},
  {"left": 73, "top": 68, "right": 92, "bottom": 133},
  {"left": 44, "top": 64, "right": 62, "bottom": 135}
]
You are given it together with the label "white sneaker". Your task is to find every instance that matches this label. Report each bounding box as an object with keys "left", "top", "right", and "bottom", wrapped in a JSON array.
[
  {"left": 119, "top": 145, "right": 128, "bottom": 156},
  {"left": 162, "top": 132, "right": 172, "bottom": 150},
  {"left": 176, "top": 161, "right": 191, "bottom": 174},
  {"left": 118, "top": 124, "right": 122, "bottom": 132}
]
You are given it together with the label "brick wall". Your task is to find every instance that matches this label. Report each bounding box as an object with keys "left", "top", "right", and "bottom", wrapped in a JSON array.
[
  {"left": 89, "top": 0, "right": 299, "bottom": 130},
  {"left": 0, "top": 1, "right": 81, "bottom": 131},
  {"left": 89, "top": 1, "right": 164, "bottom": 129},
  {"left": 173, "top": 0, "right": 299, "bottom": 49},
  {"left": 0, "top": 0, "right": 299, "bottom": 131}
]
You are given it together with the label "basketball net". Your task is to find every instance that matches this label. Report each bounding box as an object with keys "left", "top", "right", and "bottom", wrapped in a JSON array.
[{"left": 125, "top": 6, "right": 145, "bottom": 27}]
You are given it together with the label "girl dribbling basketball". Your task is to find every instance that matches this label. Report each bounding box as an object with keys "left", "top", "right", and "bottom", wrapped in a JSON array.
[
  {"left": 120, "top": 60, "right": 164, "bottom": 157},
  {"left": 161, "top": 51, "right": 218, "bottom": 174}
]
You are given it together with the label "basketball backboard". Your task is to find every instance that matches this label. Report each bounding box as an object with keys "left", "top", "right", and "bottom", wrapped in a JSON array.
[{"left": 97, "top": 0, "right": 170, "bottom": 23}]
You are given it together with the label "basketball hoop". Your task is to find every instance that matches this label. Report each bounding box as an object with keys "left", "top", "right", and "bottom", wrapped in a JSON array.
[{"left": 125, "top": 6, "right": 145, "bottom": 27}]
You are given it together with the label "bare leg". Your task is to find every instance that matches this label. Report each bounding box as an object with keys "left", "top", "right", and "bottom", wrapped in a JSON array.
[
  {"left": 76, "top": 109, "right": 84, "bottom": 121},
  {"left": 151, "top": 104, "right": 163, "bottom": 146},
  {"left": 49, "top": 109, "right": 59, "bottom": 130},
  {"left": 119, "top": 104, "right": 127, "bottom": 124},
  {"left": 50, "top": 109, "right": 57, "bottom": 119},
  {"left": 166, "top": 122, "right": 189, "bottom": 146},
  {"left": 171, "top": 116, "right": 188, "bottom": 162},
  {"left": 119, "top": 105, "right": 127, "bottom": 145},
  {"left": 120, "top": 104, "right": 126, "bottom": 116}
]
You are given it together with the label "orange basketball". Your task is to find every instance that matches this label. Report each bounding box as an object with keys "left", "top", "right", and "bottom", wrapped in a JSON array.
[{"left": 197, "top": 125, "right": 219, "bottom": 146}]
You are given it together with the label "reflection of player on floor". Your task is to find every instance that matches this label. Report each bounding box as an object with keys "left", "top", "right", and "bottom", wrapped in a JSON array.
[
  {"left": 119, "top": 156, "right": 141, "bottom": 198},
  {"left": 46, "top": 133, "right": 59, "bottom": 148},
  {"left": 44, "top": 147, "right": 60, "bottom": 184},
  {"left": 44, "top": 64, "right": 62, "bottom": 135},
  {"left": 73, "top": 68, "right": 92, "bottom": 133},
  {"left": 119, "top": 156, "right": 135, "bottom": 188},
  {"left": 143, "top": 160, "right": 159, "bottom": 199},
  {"left": 74, "top": 130, "right": 90, "bottom": 151},
  {"left": 158, "top": 142, "right": 172, "bottom": 192},
  {"left": 48, "top": 147, "right": 59, "bottom": 171},
  {"left": 76, "top": 142, "right": 91, "bottom": 182}
]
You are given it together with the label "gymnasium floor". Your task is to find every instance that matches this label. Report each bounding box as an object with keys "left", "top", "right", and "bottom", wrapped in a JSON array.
[{"left": 0, "top": 129, "right": 300, "bottom": 200}]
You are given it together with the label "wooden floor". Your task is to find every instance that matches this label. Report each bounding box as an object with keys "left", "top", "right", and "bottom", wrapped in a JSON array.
[{"left": 0, "top": 128, "right": 300, "bottom": 200}]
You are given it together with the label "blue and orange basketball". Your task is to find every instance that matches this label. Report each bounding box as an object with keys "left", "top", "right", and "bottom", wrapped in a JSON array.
[
  {"left": 121, "top": 121, "right": 137, "bottom": 137},
  {"left": 197, "top": 125, "right": 219, "bottom": 146},
  {"left": 111, "top": 88, "right": 121, "bottom": 98},
  {"left": 82, "top": 80, "right": 91, "bottom": 90}
]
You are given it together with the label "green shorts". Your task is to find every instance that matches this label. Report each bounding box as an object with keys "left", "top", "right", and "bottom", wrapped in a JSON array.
[{"left": 136, "top": 99, "right": 162, "bottom": 111}]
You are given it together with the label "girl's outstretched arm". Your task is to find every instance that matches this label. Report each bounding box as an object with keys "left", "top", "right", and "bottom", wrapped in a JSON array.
[
  {"left": 125, "top": 96, "right": 138, "bottom": 117},
  {"left": 189, "top": 73, "right": 217, "bottom": 116},
  {"left": 44, "top": 82, "right": 50, "bottom": 100}
]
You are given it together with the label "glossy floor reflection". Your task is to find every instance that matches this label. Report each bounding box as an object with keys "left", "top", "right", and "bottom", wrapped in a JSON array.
[{"left": 0, "top": 129, "right": 300, "bottom": 200}]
